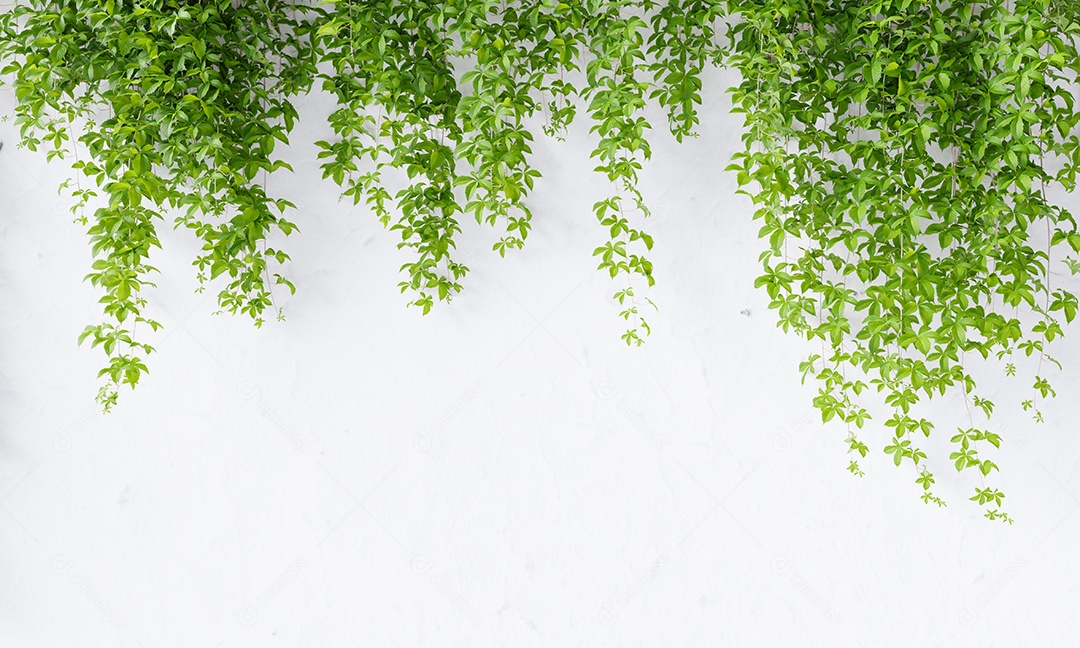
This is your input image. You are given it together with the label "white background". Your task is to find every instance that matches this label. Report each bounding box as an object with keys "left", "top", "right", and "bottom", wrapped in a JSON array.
[{"left": 2, "top": 65, "right": 1079, "bottom": 647}]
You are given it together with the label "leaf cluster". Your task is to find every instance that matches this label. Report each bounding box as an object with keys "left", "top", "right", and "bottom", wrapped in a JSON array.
[
  {"left": 726, "top": 0, "right": 1080, "bottom": 520},
  {"left": 0, "top": 0, "right": 724, "bottom": 406}
]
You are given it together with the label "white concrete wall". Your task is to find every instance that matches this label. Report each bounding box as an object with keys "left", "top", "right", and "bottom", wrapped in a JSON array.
[{"left": 1, "top": 65, "right": 1078, "bottom": 646}]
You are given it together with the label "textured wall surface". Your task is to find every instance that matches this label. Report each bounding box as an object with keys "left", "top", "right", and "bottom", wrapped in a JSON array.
[{"left": 2, "top": 67, "right": 1079, "bottom": 647}]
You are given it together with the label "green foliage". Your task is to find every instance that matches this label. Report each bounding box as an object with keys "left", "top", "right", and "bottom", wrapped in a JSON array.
[
  {"left": 0, "top": 0, "right": 723, "bottom": 408},
  {"left": 726, "top": 0, "right": 1080, "bottom": 521},
  {"left": 310, "top": 0, "right": 725, "bottom": 338},
  {"left": 7, "top": 0, "right": 1076, "bottom": 524},
  {"left": 0, "top": 0, "right": 314, "bottom": 409}
]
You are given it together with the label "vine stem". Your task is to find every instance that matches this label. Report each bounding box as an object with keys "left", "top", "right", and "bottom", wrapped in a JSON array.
[
  {"left": 958, "top": 351, "right": 988, "bottom": 493},
  {"left": 66, "top": 117, "right": 88, "bottom": 224},
  {"left": 260, "top": 12, "right": 280, "bottom": 317},
  {"left": 612, "top": 176, "right": 643, "bottom": 335}
]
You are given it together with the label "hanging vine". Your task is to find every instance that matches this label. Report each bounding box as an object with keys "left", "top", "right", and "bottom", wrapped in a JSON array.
[
  {"left": 7, "top": 0, "right": 1080, "bottom": 523},
  {"left": 0, "top": 0, "right": 724, "bottom": 408},
  {"left": 0, "top": 0, "right": 315, "bottom": 409},
  {"left": 726, "top": 0, "right": 1080, "bottom": 521},
  {"left": 310, "top": 0, "right": 725, "bottom": 340}
]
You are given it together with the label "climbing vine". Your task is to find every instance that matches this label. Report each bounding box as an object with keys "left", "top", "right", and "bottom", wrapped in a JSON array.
[
  {"left": 726, "top": 0, "right": 1080, "bottom": 521},
  {"left": 0, "top": 0, "right": 724, "bottom": 407}
]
